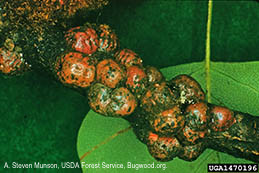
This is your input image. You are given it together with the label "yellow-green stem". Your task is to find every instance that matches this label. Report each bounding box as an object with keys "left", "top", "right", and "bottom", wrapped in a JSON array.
[{"left": 205, "top": 0, "right": 213, "bottom": 103}]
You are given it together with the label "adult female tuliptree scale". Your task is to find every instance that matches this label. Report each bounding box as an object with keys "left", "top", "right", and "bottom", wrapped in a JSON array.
[
  {"left": 55, "top": 52, "right": 97, "bottom": 88},
  {"left": 96, "top": 58, "right": 126, "bottom": 89},
  {"left": 65, "top": 26, "right": 99, "bottom": 55}
]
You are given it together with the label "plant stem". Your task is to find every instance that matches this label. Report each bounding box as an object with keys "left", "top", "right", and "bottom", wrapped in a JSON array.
[{"left": 205, "top": 0, "right": 213, "bottom": 103}]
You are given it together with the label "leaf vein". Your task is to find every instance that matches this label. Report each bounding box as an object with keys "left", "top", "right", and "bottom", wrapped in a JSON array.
[{"left": 212, "top": 68, "right": 259, "bottom": 94}]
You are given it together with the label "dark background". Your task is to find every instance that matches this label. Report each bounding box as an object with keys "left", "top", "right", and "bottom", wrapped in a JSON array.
[{"left": 0, "top": 1, "right": 258, "bottom": 172}]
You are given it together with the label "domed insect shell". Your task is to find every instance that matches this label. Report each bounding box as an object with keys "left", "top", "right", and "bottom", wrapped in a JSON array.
[
  {"left": 145, "top": 65, "right": 165, "bottom": 85},
  {"left": 54, "top": 51, "right": 98, "bottom": 89},
  {"left": 168, "top": 74, "right": 205, "bottom": 105},
  {"left": 88, "top": 83, "right": 112, "bottom": 116},
  {"left": 178, "top": 141, "right": 206, "bottom": 161},
  {"left": 114, "top": 48, "right": 147, "bottom": 98},
  {"left": 178, "top": 124, "right": 208, "bottom": 146},
  {"left": 114, "top": 48, "right": 143, "bottom": 68},
  {"left": 177, "top": 102, "right": 210, "bottom": 145},
  {"left": 96, "top": 57, "right": 126, "bottom": 89},
  {"left": 65, "top": 23, "right": 99, "bottom": 55},
  {"left": 88, "top": 83, "right": 137, "bottom": 118},
  {"left": 106, "top": 87, "right": 137, "bottom": 117},
  {"left": 140, "top": 81, "right": 178, "bottom": 115},
  {"left": 148, "top": 104, "right": 185, "bottom": 136},
  {"left": 97, "top": 24, "right": 119, "bottom": 53},
  {"left": 184, "top": 102, "right": 210, "bottom": 131},
  {"left": 125, "top": 65, "right": 148, "bottom": 99},
  {"left": 147, "top": 132, "right": 182, "bottom": 162},
  {"left": 208, "top": 104, "right": 236, "bottom": 132}
]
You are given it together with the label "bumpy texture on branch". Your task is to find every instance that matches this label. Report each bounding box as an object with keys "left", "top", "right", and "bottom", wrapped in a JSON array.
[
  {"left": 0, "top": 3, "right": 258, "bottom": 162},
  {"left": 51, "top": 24, "right": 259, "bottom": 162}
]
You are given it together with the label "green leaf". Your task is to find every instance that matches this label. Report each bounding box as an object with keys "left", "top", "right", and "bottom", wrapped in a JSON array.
[{"left": 77, "top": 61, "right": 258, "bottom": 173}]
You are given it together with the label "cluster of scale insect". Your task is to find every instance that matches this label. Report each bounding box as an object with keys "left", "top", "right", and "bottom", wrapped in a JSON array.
[{"left": 41, "top": 23, "right": 239, "bottom": 161}]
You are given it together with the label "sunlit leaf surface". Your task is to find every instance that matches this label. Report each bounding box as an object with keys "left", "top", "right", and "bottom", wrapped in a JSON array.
[{"left": 77, "top": 61, "right": 258, "bottom": 173}]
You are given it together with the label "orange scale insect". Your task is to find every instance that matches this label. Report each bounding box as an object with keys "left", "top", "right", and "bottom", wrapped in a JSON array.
[
  {"left": 209, "top": 105, "right": 235, "bottom": 132},
  {"left": 107, "top": 87, "right": 137, "bottom": 117},
  {"left": 88, "top": 83, "right": 112, "bottom": 116},
  {"left": 185, "top": 102, "right": 209, "bottom": 131},
  {"left": 0, "top": 48, "right": 30, "bottom": 75},
  {"left": 56, "top": 52, "right": 96, "bottom": 88},
  {"left": 114, "top": 49, "right": 142, "bottom": 68},
  {"left": 65, "top": 26, "right": 99, "bottom": 55},
  {"left": 140, "top": 82, "right": 177, "bottom": 114},
  {"left": 178, "top": 142, "right": 206, "bottom": 161},
  {"left": 180, "top": 125, "right": 207, "bottom": 145},
  {"left": 126, "top": 65, "right": 147, "bottom": 96},
  {"left": 147, "top": 132, "right": 182, "bottom": 162},
  {"left": 98, "top": 24, "right": 118, "bottom": 52},
  {"left": 96, "top": 59, "right": 125, "bottom": 88},
  {"left": 150, "top": 105, "right": 185, "bottom": 135},
  {"left": 145, "top": 66, "right": 164, "bottom": 84},
  {"left": 169, "top": 74, "right": 205, "bottom": 104}
]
